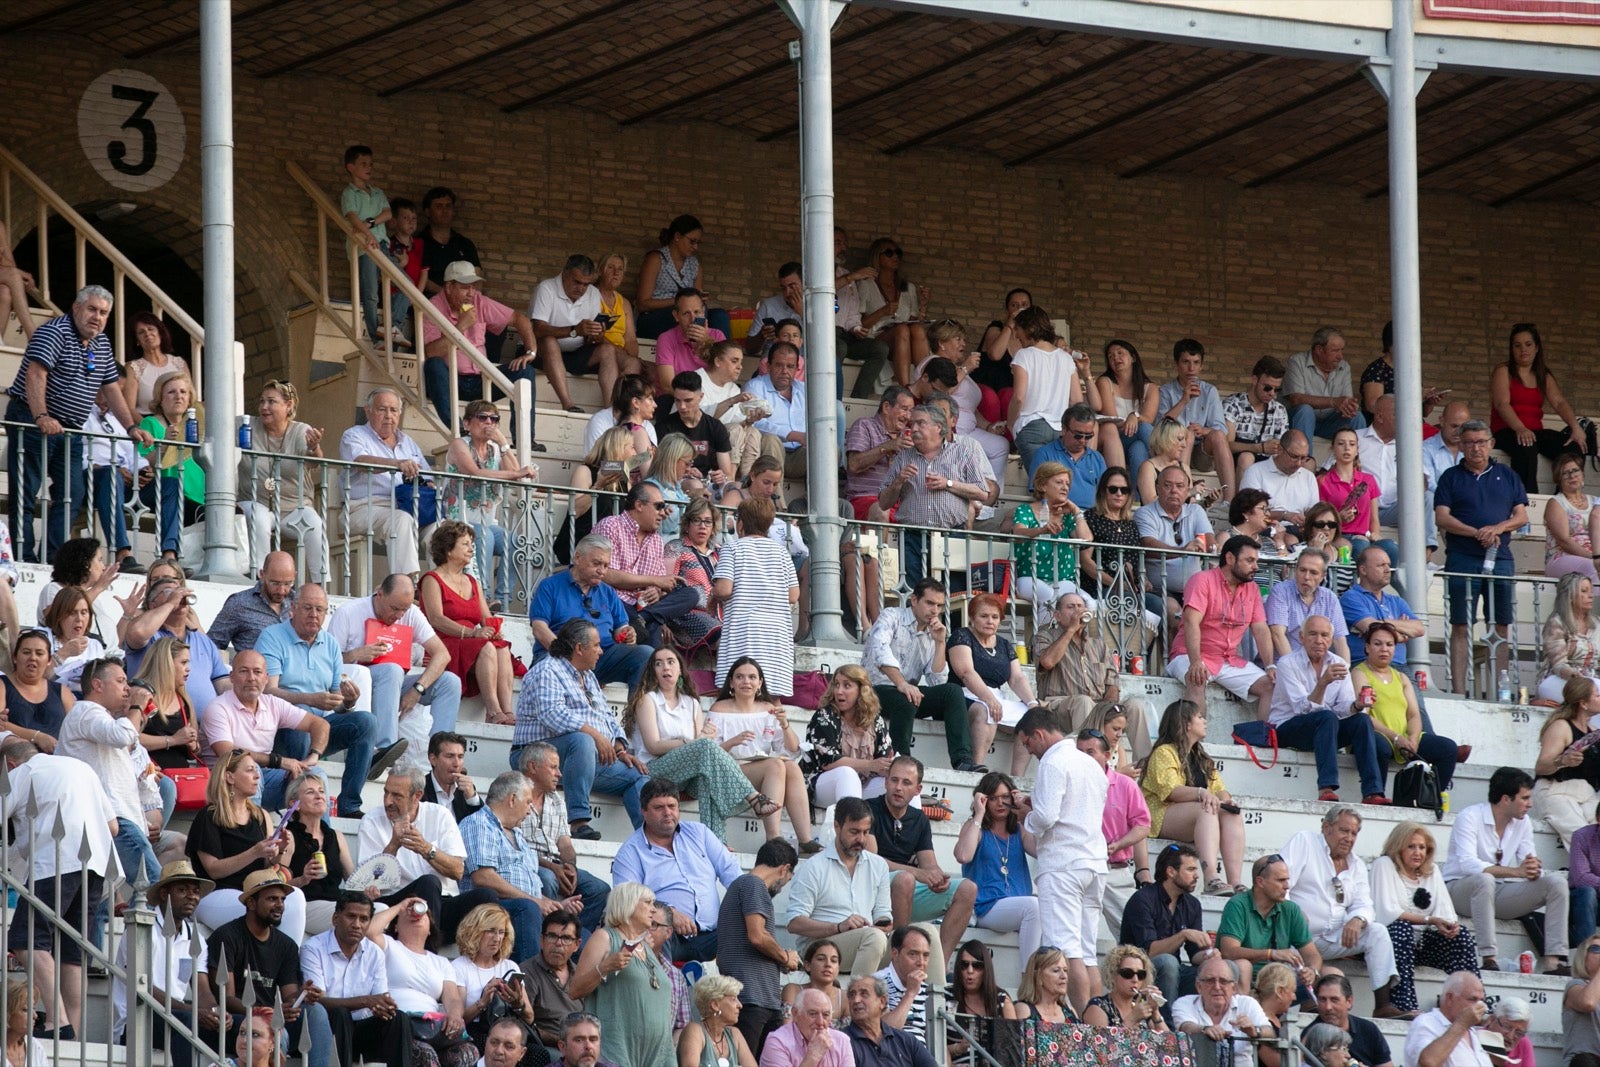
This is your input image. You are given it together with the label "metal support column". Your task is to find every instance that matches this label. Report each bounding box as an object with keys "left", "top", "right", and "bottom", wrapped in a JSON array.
[
  {"left": 198, "top": 0, "right": 242, "bottom": 580},
  {"left": 784, "top": 0, "right": 851, "bottom": 645}
]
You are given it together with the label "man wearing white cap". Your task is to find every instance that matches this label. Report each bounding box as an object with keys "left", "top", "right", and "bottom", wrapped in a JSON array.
[{"left": 421, "top": 260, "right": 539, "bottom": 431}]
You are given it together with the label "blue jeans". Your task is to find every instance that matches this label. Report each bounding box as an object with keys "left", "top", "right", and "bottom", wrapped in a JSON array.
[
  {"left": 424, "top": 355, "right": 540, "bottom": 441},
  {"left": 368, "top": 664, "right": 461, "bottom": 748},
  {"left": 273, "top": 709, "right": 379, "bottom": 814},
  {"left": 499, "top": 897, "right": 546, "bottom": 965},
  {"left": 112, "top": 816, "right": 161, "bottom": 886},
  {"left": 537, "top": 866, "right": 610, "bottom": 934},
  {"left": 1573, "top": 886, "right": 1597, "bottom": 947},
  {"left": 1014, "top": 418, "right": 1058, "bottom": 471},
  {"left": 1120, "top": 421, "right": 1153, "bottom": 474},
  {"left": 470, "top": 521, "right": 513, "bottom": 606},
  {"left": 157, "top": 773, "right": 177, "bottom": 828},
  {"left": 1289, "top": 404, "right": 1366, "bottom": 442},
  {"left": 1272, "top": 709, "right": 1383, "bottom": 797},
  {"left": 596, "top": 642, "right": 653, "bottom": 688},
  {"left": 1151, "top": 952, "right": 1197, "bottom": 1027},
  {"left": 6, "top": 397, "right": 86, "bottom": 563},
  {"left": 358, "top": 252, "right": 381, "bottom": 339},
  {"left": 140, "top": 473, "right": 197, "bottom": 554},
  {"left": 91, "top": 466, "right": 130, "bottom": 552},
  {"left": 527, "top": 730, "right": 646, "bottom": 826}
]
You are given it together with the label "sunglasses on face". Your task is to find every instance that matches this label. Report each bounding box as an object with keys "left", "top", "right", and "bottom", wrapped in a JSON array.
[
  {"left": 881, "top": 248, "right": 902, "bottom": 258},
  {"left": 477, "top": 413, "right": 501, "bottom": 423},
  {"left": 1310, "top": 520, "right": 1339, "bottom": 529},
  {"left": 1105, "top": 485, "right": 1131, "bottom": 495},
  {"left": 1069, "top": 431, "right": 1097, "bottom": 441},
  {"left": 1258, "top": 384, "right": 1279, "bottom": 393},
  {"left": 956, "top": 960, "right": 986, "bottom": 971},
  {"left": 1117, "top": 967, "right": 1147, "bottom": 981}
]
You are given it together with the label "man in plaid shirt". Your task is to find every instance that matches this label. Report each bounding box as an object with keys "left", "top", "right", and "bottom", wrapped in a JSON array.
[
  {"left": 593, "top": 483, "right": 702, "bottom": 647},
  {"left": 460, "top": 770, "right": 577, "bottom": 961}
]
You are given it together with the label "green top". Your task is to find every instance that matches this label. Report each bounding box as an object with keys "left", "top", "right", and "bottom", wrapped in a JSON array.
[
  {"left": 587, "top": 927, "right": 675, "bottom": 1067},
  {"left": 138, "top": 412, "right": 205, "bottom": 505},
  {"left": 1011, "top": 500, "right": 1079, "bottom": 583},
  {"left": 1216, "top": 890, "right": 1312, "bottom": 951}
]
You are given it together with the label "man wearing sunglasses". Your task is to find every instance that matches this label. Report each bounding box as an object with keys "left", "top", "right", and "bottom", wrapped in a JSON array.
[
  {"left": 1223, "top": 357, "right": 1290, "bottom": 481},
  {"left": 1281, "top": 807, "right": 1415, "bottom": 1019},
  {"left": 593, "top": 482, "right": 702, "bottom": 650},
  {"left": 1025, "top": 402, "right": 1106, "bottom": 509},
  {"left": 1239, "top": 430, "right": 1319, "bottom": 537}
]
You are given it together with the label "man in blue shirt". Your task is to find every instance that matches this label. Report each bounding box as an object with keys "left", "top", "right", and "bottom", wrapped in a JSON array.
[
  {"left": 1156, "top": 338, "right": 1236, "bottom": 503},
  {"left": 208, "top": 552, "right": 297, "bottom": 653},
  {"left": 611, "top": 778, "right": 740, "bottom": 963},
  {"left": 460, "top": 771, "right": 573, "bottom": 960},
  {"left": 746, "top": 344, "right": 808, "bottom": 479},
  {"left": 528, "top": 535, "right": 652, "bottom": 688},
  {"left": 1421, "top": 401, "right": 1470, "bottom": 554},
  {"left": 1434, "top": 420, "right": 1529, "bottom": 695},
  {"left": 1025, "top": 402, "right": 1107, "bottom": 508}
]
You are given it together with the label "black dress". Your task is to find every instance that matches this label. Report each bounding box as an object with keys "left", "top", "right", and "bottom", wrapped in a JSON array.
[{"left": 2, "top": 676, "right": 68, "bottom": 739}]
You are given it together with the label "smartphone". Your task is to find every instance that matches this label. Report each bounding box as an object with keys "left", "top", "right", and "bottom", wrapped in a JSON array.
[
  {"left": 693, "top": 315, "right": 706, "bottom": 327},
  {"left": 594, "top": 314, "right": 617, "bottom": 330},
  {"left": 1220, "top": 802, "right": 1241, "bottom": 815},
  {"left": 763, "top": 317, "right": 777, "bottom": 328}
]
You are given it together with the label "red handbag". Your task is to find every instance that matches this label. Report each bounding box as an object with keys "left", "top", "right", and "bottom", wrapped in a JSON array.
[{"left": 158, "top": 698, "right": 209, "bottom": 811}]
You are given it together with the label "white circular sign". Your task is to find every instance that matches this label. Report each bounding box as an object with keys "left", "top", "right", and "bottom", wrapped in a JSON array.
[{"left": 77, "top": 69, "right": 186, "bottom": 193}]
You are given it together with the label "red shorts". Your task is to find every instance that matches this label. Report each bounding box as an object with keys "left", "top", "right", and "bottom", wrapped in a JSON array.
[{"left": 850, "top": 496, "right": 877, "bottom": 520}]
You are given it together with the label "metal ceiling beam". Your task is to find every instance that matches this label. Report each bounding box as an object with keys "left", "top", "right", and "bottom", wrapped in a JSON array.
[
  {"left": 1004, "top": 53, "right": 1271, "bottom": 169},
  {"left": 1490, "top": 152, "right": 1600, "bottom": 208},
  {"left": 377, "top": 0, "right": 638, "bottom": 98},
  {"left": 259, "top": 1, "right": 463, "bottom": 77},
  {"left": 621, "top": 11, "right": 917, "bottom": 128},
  {"left": 1243, "top": 76, "right": 1498, "bottom": 189},
  {"left": 123, "top": 0, "right": 288, "bottom": 58},
  {"left": 883, "top": 39, "right": 1156, "bottom": 156},
  {"left": 1365, "top": 87, "right": 1600, "bottom": 197},
  {"left": 1119, "top": 70, "right": 1367, "bottom": 180},
  {"left": 757, "top": 26, "right": 1035, "bottom": 142},
  {"left": 502, "top": 6, "right": 774, "bottom": 114},
  {"left": 0, "top": 0, "right": 90, "bottom": 36}
]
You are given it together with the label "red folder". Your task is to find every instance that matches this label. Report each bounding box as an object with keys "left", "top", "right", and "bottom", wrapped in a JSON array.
[{"left": 364, "top": 619, "right": 414, "bottom": 669}]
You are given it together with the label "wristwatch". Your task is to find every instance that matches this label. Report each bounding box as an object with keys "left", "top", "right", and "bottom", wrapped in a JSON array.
[
  {"left": 568, "top": 326, "right": 579, "bottom": 339},
  {"left": 411, "top": 682, "right": 426, "bottom": 696},
  {"left": 426, "top": 845, "right": 437, "bottom": 862}
]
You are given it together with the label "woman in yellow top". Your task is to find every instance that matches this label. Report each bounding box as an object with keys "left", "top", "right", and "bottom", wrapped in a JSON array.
[
  {"left": 1140, "top": 698, "right": 1245, "bottom": 896},
  {"left": 137, "top": 370, "right": 204, "bottom": 561},
  {"left": 1352, "top": 622, "right": 1465, "bottom": 799},
  {"left": 595, "top": 251, "right": 639, "bottom": 361}
]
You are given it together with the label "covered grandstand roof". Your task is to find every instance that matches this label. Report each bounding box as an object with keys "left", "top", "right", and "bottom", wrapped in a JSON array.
[{"left": 5, "top": 0, "right": 1599, "bottom": 206}]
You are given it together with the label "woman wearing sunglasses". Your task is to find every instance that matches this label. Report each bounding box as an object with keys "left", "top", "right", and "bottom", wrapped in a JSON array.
[
  {"left": 1299, "top": 501, "right": 1356, "bottom": 595},
  {"left": 853, "top": 238, "right": 929, "bottom": 389},
  {"left": 1369, "top": 821, "right": 1478, "bottom": 1016},
  {"left": 442, "top": 399, "right": 539, "bottom": 613},
  {"left": 946, "top": 940, "right": 1010, "bottom": 1065},
  {"left": 1083, "top": 945, "right": 1167, "bottom": 1031}
]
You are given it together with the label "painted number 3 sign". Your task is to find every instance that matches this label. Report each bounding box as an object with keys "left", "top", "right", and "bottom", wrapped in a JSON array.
[{"left": 77, "top": 70, "right": 186, "bottom": 192}]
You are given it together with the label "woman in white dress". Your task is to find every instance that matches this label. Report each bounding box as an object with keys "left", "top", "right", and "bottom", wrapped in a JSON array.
[{"left": 707, "top": 657, "right": 821, "bottom": 855}]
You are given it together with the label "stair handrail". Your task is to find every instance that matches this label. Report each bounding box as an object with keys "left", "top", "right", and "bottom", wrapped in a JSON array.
[
  {"left": 284, "top": 160, "right": 532, "bottom": 459},
  {"left": 0, "top": 141, "right": 205, "bottom": 394}
]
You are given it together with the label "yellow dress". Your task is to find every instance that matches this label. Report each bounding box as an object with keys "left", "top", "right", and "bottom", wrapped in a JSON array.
[{"left": 1140, "top": 743, "right": 1226, "bottom": 836}]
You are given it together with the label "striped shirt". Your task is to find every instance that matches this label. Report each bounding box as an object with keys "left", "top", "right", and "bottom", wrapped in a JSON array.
[{"left": 7, "top": 315, "right": 120, "bottom": 428}]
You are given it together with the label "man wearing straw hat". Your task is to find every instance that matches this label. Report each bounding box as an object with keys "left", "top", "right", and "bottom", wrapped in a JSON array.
[{"left": 112, "top": 858, "right": 220, "bottom": 1067}]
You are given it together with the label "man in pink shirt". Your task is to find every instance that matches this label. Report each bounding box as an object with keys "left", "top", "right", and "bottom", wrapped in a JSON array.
[
  {"left": 1078, "top": 727, "right": 1153, "bottom": 934},
  {"left": 651, "top": 288, "right": 724, "bottom": 395},
  {"left": 593, "top": 482, "right": 704, "bottom": 649},
  {"left": 1167, "top": 534, "right": 1277, "bottom": 721},
  {"left": 421, "top": 261, "right": 538, "bottom": 430},
  {"left": 201, "top": 650, "right": 332, "bottom": 811},
  {"left": 759, "top": 988, "right": 855, "bottom": 1067}
]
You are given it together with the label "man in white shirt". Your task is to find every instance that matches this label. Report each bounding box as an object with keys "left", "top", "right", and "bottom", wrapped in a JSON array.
[
  {"left": 1172, "top": 955, "right": 1274, "bottom": 1067},
  {"left": 1016, "top": 706, "right": 1108, "bottom": 1016},
  {"left": 860, "top": 578, "right": 980, "bottom": 773},
  {"left": 1281, "top": 807, "right": 1412, "bottom": 1018},
  {"left": 113, "top": 859, "right": 218, "bottom": 1067},
  {"left": 339, "top": 387, "right": 431, "bottom": 575},
  {"left": 1402, "top": 972, "right": 1493, "bottom": 1067},
  {"left": 527, "top": 254, "right": 636, "bottom": 414},
  {"left": 1238, "top": 430, "right": 1319, "bottom": 533},
  {"left": 746, "top": 261, "right": 804, "bottom": 358},
  {"left": 1266, "top": 615, "right": 1385, "bottom": 805},
  {"left": 1443, "top": 766, "right": 1569, "bottom": 973},
  {"left": 357, "top": 767, "right": 498, "bottom": 944},
  {"left": 1356, "top": 394, "right": 1399, "bottom": 524},
  {"left": 299, "top": 892, "right": 407, "bottom": 1067}
]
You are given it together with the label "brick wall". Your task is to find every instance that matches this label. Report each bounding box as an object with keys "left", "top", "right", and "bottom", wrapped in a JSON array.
[{"left": 1, "top": 36, "right": 1596, "bottom": 418}]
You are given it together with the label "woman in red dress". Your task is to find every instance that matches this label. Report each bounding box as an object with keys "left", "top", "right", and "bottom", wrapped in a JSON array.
[{"left": 420, "top": 520, "right": 515, "bottom": 725}]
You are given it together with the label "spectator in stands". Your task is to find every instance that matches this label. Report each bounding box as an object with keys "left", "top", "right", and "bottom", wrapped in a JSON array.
[
  {"left": 1014, "top": 706, "right": 1108, "bottom": 1014},
  {"left": 663, "top": 499, "right": 723, "bottom": 655},
  {"left": 1285, "top": 327, "right": 1365, "bottom": 443},
  {"left": 1083, "top": 945, "right": 1168, "bottom": 1033},
  {"left": 1227, "top": 487, "right": 1291, "bottom": 557},
  {"left": 641, "top": 433, "right": 694, "bottom": 542},
  {"left": 870, "top": 926, "right": 934, "bottom": 1041},
  {"left": 459, "top": 771, "right": 572, "bottom": 973},
  {"left": 441, "top": 399, "right": 538, "bottom": 613},
  {"left": 1339, "top": 545, "right": 1425, "bottom": 671},
  {"left": 6, "top": 284, "right": 153, "bottom": 562},
  {"left": 1535, "top": 675, "right": 1600, "bottom": 849},
  {"left": 832, "top": 228, "right": 889, "bottom": 399},
  {"left": 1265, "top": 614, "right": 1384, "bottom": 804},
  {"left": 861, "top": 578, "right": 978, "bottom": 771},
  {"left": 1318, "top": 427, "right": 1389, "bottom": 562},
  {"left": 1361, "top": 321, "right": 1448, "bottom": 427},
  {"left": 923, "top": 391, "right": 999, "bottom": 512},
  {"left": 947, "top": 944, "right": 1011, "bottom": 1066},
  {"left": 1157, "top": 338, "right": 1237, "bottom": 501},
  {"left": 1079, "top": 726, "right": 1152, "bottom": 925},
  {"left": 185, "top": 749, "right": 306, "bottom": 941},
  {"left": 0, "top": 630, "right": 71, "bottom": 750},
  {"left": 1218, "top": 854, "right": 1321, "bottom": 997},
  {"left": 1025, "top": 402, "right": 1107, "bottom": 503},
  {"left": 422, "top": 262, "right": 540, "bottom": 431},
  {"left": 1492, "top": 321, "right": 1586, "bottom": 492},
  {"left": 530, "top": 534, "right": 652, "bottom": 688},
  {"left": 1121, "top": 842, "right": 1212, "bottom": 1010},
  {"left": 749, "top": 262, "right": 807, "bottom": 361},
  {"left": 418, "top": 732, "right": 479, "bottom": 824},
  {"left": 280, "top": 771, "right": 352, "bottom": 937},
  {"left": 512, "top": 618, "right": 647, "bottom": 835},
  {"left": 1422, "top": 400, "right": 1470, "bottom": 554},
  {"left": 711, "top": 495, "right": 800, "bottom": 694},
  {"left": 1573, "top": 802, "right": 1600, "bottom": 946},
  {"left": 800, "top": 664, "right": 895, "bottom": 808},
  {"left": 1546, "top": 454, "right": 1600, "bottom": 582},
  {"left": 85, "top": 398, "right": 144, "bottom": 574},
  {"left": 744, "top": 342, "right": 807, "bottom": 479},
  {"left": 611, "top": 776, "right": 739, "bottom": 963},
  {"left": 844, "top": 387, "right": 916, "bottom": 520},
  {"left": 1356, "top": 623, "right": 1463, "bottom": 795},
  {"left": 520, "top": 912, "right": 584, "bottom": 1057},
  {"left": 847, "top": 972, "right": 937, "bottom": 1067},
  {"left": 649, "top": 286, "right": 724, "bottom": 396},
  {"left": 782, "top": 941, "right": 847, "bottom": 1025},
  {"left": 1014, "top": 453, "right": 1100, "bottom": 604},
  {"left": 1008, "top": 946, "right": 1079, "bottom": 1024},
  {"left": 1264, "top": 548, "right": 1347, "bottom": 660},
  {"left": 1566, "top": 937, "right": 1600, "bottom": 1065},
  {"left": 363, "top": 891, "right": 477, "bottom": 1065},
  {"left": 658, "top": 371, "right": 734, "bottom": 486},
  {"left": 584, "top": 373, "right": 658, "bottom": 457},
  {"left": 133, "top": 637, "right": 200, "bottom": 796},
  {"left": 137, "top": 371, "right": 206, "bottom": 560},
  {"left": 529, "top": 253, "right": 633, "bottom": 414},
  {"left": 762, "top": 988, "right": 850, "bottom": 1067},
  {"left": 417, "top": 186, "right": 481, "bottom": 296},
  {"left": 568, "top": 884, "right": 675, "bottom": 1067},
  {"left": 358, "top": 767, "right": 497, "bottom": 943},
  {"left": 1487, "top": 999, "right": 1536, "bottom": 1067},
  {"left": 953, "top": 771, "right": 1040, "bottom": 962},
  {"left": 422, "top": 520, "right": 516, "bottom": 725},
  {"left": 715, "top": 838, "right": 801, "bottom": 1056},
  {"left": 703, "top": 340, "right": 785, "bottom": 479},
  {"left": 1401, "top": 972, "right": 1491, "bottom": 1067},
  {"left": 340, "top": 387, "right": 432, "bottom": 575},
  {"left": 973, "top": 287, "right": 1029, "bottom": 427},
  {"left": 1445, "top": 766, "right": 1570, "bottom": 973},
  {"left": 1169, "top": 535, "right": 1277, "bottom": 718},
  {"left": 386, "top": 194, "right": 422, "bottom": 309},
  {"left": 876, "top": 404, "right": 990, "bottom": 586},
  {"left": 57, "top": 658, "right": 161, "bottom": 884},
  {"left": 42, "top": 585, "right": 104, "bottom": 690},
  {"left": 921, "top": 321, "right": 1010, "bottom": 482},
  {"left": 1174, "top": 956, "right": 1274, "bottom": 1067},
  {"left": 340, "top": 145, "right": 395, "bottom": 346},
  {"left": 1435, "top": 419, "right": 1529, "bottom": 693},
  {"left": 1239, "top": 429, "right": 1318, "bottom": 536},
  {"left": 208, "top": 550, "right": 297, "bottom": 653},
  {"left": 707, "top": 658, "right": 817, "bottom": 851},
  {"left": 112, "top": 859, "right": 217, "bottom": 1064},
  {"left": 1141, "top": 699, "right": 1245, "bottom": 894},
  {"left": 199, "top": 649, "right": 337, "bottom": 813},
  {"left": 1136, "top": 464, "right": 1211, "bottom": 625},
  {"left": 329, "top": 572, "right": 462, "bottom": 756},
  {"left": 1094, "top": 338, "right": 1158, "bottom": 478},
  {"left": 1223, "top": 356, "right": 1290, "bottom": 480},
  {"left": 206, "top": 870, "right": 305, "bottom": 1051},
  {"left": 1025, "top": 590, "right": 1146, "bottom": 760},
  {"left": 1007, "top": 308, "right": 1080, "bottom": 469},
  {"left": 1357, "top": 393, "right": 1401, "bottom": 531},
  {"left": 121, "top": 310, "right": 189, "bottom": 417},
  {"left": 1306, "top": 974, "right": 1394, "bottom": 1067},
  {"left": 635, "top": 215, "right": 729, "bottom": 340},
  {"left": 515, "top": 743, "right": 609, "bottom": 934},
  {"left": 298, "top": 891, "right": 407, "bottom": 1067},
  {"left": 122, "top": 572, "right": 231, "bottom": 713},
  {"left": 1134, "top": 417, "right": 1187, "bottom": 506},
  {"left": 1281, "top": 807, "right": 1413, "bottom": 1019},
  {"left": 594, "top": 481, "right": 703, "bottom": 650},
  {"left": 785, "top": 797, "right": 895, "bottom": 979},
  {"left": 592, "top": 247, "right": 639, "bottom": 359},
  {"left": 679, "top": 974, "right": 760, "bottom": 1067},
  {"left": 946, "top": 593, "right": 1036, "bottom": 769},
  {"left": 558, "top": 428, "right": 635, "bottom": 566},
  {"left": 855, "top": 237, "right": 929, "bottom": 389},
  {"left": 38, "top": 534, "right": 117, "bottom": 629},
  {"left": 1371, "top": 821, "right": 1479, "bottom": 1015}
]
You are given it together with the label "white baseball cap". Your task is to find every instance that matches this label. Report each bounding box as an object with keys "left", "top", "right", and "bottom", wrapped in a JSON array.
[{"left": 443, "top": 261, "right": 484, "bottom": 285}]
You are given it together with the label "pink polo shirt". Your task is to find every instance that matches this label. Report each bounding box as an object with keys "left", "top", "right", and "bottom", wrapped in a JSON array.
[
  {"left": 1103, "top": 766, "right": 1152, "bottom": 865},
  {"left": 1170, "top": 566, "right": 1264, "bottom": 672},
  {"left": 655, "top": 325, "right": 726, "bottom": 380},
  {"left": 422, "top": 290, "right": 517, "bottom": 374},
  {"left": 199, "top": 690, "right": 308, "bottom": 767},
  {"left": 1317, "top": 466, "right": 1381, "bottom": 537}
]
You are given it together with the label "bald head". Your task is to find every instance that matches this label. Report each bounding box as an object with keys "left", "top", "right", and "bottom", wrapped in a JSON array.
[
  {"left": 260, "top": 552, "right": 297, "bottom": 606},
  {"left": 1439, "top": 400, "right": 1471, "bottom": 446},
  {"left": 231, "top": 650, "right": 268, "bottom": 702},
  {"left": 1276, "top": 429, "right": 1311, "bottom": 473}
]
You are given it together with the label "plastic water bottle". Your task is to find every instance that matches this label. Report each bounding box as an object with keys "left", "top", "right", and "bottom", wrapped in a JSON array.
[
  {"left": 184, "top": 407, "right": 199, "bottom": 445},
  {"left": 238, "top": 414, "right": 252, "bottom": 450},
  {"left": 1481, "top": 540, "right": 1498, "bottom": 574},
  {"left": 1497, "top": 668, "right": 1515, "bottom": 703}
]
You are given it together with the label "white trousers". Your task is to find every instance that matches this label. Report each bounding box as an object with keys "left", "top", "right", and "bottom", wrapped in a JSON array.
[
  {"left": 977, "top": 894, "right": 1041, "bottom": 964},
  {"left": 1038, "top": 868, "right": 1104, "bottom": 961},
  {"left": 812, "top": 766, "right": 888, "bottom": 808},
  {"left": 345, "top": 499, "right": 421, "bottom": 575},
  {"left": 1313, "top": 921, "right": 1398, "bottom": 989}
]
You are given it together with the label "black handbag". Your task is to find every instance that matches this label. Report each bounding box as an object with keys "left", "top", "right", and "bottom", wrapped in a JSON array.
[{"left": 1392, "top": 760, "right": 1443, "bottom": 820}]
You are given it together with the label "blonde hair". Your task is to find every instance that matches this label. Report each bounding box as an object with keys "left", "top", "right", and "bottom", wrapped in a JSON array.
[
  {"left": 208, "top": 750, "right": 268, "bottom": 832},
  {"left": 648, "top": 433, "right": 695, "bottom": 483},
  {"left": 1149, "top": 417, "right": 1186, "bottom": 460},
  {"left": 597, "top": 251, "right": 628, "bottom": 277},
  {"left": 1031, "top": 460, "right": 1071, "bottom": 499},
  {"left": 152, "top": 370, "right": 194, "bottom": 419},
  {"left": 828, "top": 664, "right": 881, "bottom": 732},
  {"left": 1380, "top": 821, "right": 1438, "bottom": 877},
  {"left": 1099, "top": 945, "right": 1155, "bottom": 989},
  {"left": 693, "top": 973, "right": 743, "bottom": 1017},
  {"left": 456, "top": 903, "right": 516, "bottom": 962},
  {"left": 1017, "top": 947, "right": 1069, "bottom": 1008},
  {"left": 261, "top": 379, "right": 300, "bottom": 417},
  {"left": 1254, "top": 962, "right": 1297, "bottom": 1001},
  {"left": 133, "top": 635, "right": 193, "bottom": 724}
]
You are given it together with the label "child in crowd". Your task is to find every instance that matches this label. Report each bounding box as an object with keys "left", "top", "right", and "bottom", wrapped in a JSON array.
[
  {"left": 339, "top": 144, "right": 397, "bottom": 347},
  {"left": 383, "top": 196, "right": 421, "bottom": 343}
]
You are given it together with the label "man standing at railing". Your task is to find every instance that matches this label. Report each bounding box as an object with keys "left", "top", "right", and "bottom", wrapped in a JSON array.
[
  {"left": 5, "top": 283, "right": 153, "bottom": 562},
  {"left": 421, "top": 262, "right": 539, "bottom": 432}
]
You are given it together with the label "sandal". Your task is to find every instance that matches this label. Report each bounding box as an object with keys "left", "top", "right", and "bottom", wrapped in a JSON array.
[
  {"left": 1204, "top": 878, "right": 1234, "bottom": 897},
  {"left": 745, "top": 793, "right": 781, "bottom": 819}
]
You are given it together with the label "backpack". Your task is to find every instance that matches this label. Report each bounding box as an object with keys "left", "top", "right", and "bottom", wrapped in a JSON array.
[{"left": 1392, "top": 760, "right": 1443, "bottom": 820}]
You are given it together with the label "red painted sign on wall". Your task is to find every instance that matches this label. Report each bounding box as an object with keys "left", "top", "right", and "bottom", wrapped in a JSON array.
[{"left": 1422, "top": 0, "right": 1600, "bottom": 23}]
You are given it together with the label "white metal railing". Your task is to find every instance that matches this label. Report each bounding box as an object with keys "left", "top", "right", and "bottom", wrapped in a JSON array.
[{"left": 0, "top": 143, "right": 204, "bottom": 401}]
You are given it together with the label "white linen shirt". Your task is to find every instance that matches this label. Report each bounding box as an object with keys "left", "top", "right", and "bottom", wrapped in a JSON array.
[
  {"left": 782, "top": 842, "right": 893, "bottom": 931},
  {"left": 1402, "top": 1008, "right": 1493, "bottom": 1067},
  {"left": 328, "top": 595, "right": 437, "bottom": 660},
  {"left": 1442, "top": 801, "right": 1535, "bottom": 884},
  {"left": 1022, "top": 738, "right": 1108, "bottom": 873},
  {"left": 1172, "top": 993, "right": 1272, "bottom": 1067},
  {"left": 1238, "top": 461, "right": 1320, "bottom": 517},
  {"left": 112, "top": 916, "right": 205, "bottom": 1040},
  {"left": 1280, "top": 829, "right": 1376, "bottom": 942},
  {"left": 862, "top": 607, "right": 949, "bottom": 688},
  {"left": 1369, "top": 854, "right": 1458, "bottom": 927},
  {"left": 55, "top": 698, "right": 143, "bottom": 826},
  {"left": 8, "top": 754, "right": 119, "bottom": 880},
  {"left": 1355, "top": 427, "right": 1398, "bottom": 508},
  {"left": 528, "top": 275, "right": 601, "bottom": 352},
  {"left": 301, "top": 930, "right": 388, "bottom": 1020},
  {"left": 339, "top": 423, "right": 429, "bottom": 503},
  {"left": 1268, "top": 646, "right": 1356, "bottom": 728},
  {"left": 357, "top": 801, "right": 466, "bottom": 895}
]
